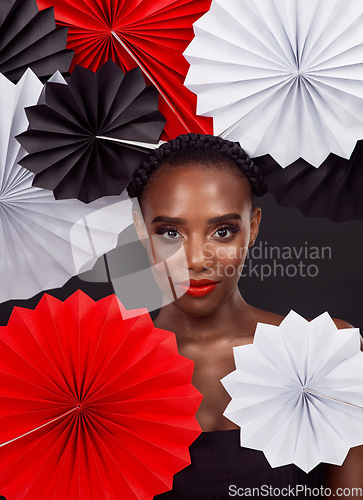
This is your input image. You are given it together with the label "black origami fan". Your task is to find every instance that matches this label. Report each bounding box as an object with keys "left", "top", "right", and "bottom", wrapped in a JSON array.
[
  {"left": 254, "top": 141, "right": 363, "bottom": 223},
  {"left": 0, "top": 0, "right": 73, "bottom": 83},
  {"left": 17, "top": 60, "right": 166, "bottom": 203}
]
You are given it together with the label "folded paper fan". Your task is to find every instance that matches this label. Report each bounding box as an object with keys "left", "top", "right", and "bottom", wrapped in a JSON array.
[
  {"left": 35, "top": 0, "right": 213, "bottom": 140},
  {"left": 254, "top": 142, "right": 363, "bottom": 222},
  {"left": 0, "top": 291, "right": 202, "bottom": 499},
  {"left": 0, "top": 68, "right": 133, "bottom": 304},
  {"left": 17, "top": 60, "right": 165, "bottom": 203},
  {"left": 0, "top": 0, "right": 73, "bottom": 83},
  {"left": 221, "top": 311, "right": 363, "bottom": 473},
  {"left": 184, "top": 0, "right": 363, "bottom": 167}
]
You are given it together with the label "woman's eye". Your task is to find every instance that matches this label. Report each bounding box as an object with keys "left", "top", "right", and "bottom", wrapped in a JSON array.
[
  {"left": 156, "top": 228, "right": 182, "bottom": 240},
  {"left": 164, "top": 230, "right": 181, "bottom": 239},
  {"left": 212, "top": 226, "right": 239, "bottom": 239}
]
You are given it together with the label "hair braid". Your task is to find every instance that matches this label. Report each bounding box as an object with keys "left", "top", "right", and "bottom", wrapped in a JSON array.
[{"left": 127, "top": 133, "right": 267, "bottom": 200}]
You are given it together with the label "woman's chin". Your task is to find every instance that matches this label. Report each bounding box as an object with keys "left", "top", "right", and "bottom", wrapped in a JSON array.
[{"left": 168, "top": 290, "right": 227, "bottom": 318}]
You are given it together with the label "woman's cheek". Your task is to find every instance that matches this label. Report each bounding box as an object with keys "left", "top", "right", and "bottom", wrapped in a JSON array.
[
  {"left": 149, "top": 241, "right": 190, "bottom": 300},
  {"left": 212, "top": 242, "right": 249, "bottom": 279}
]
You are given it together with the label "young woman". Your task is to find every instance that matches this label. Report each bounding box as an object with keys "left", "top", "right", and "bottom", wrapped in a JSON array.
[{"left": 127, "top": 133, "right": 363, "bottom": 499}]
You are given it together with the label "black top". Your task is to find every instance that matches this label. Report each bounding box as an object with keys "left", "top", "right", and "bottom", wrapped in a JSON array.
[{"left": 155, "top": 429, "right": 328, "bottom": 499}]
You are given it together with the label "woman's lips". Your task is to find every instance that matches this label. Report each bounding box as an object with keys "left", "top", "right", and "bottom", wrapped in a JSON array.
[{"left": 176, "top": 279, "right": 220, "bottom": 297}]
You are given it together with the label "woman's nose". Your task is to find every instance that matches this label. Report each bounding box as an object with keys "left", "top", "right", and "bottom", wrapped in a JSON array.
[{"left": 184, "top": 237, "right": 210, "bottom": 272}]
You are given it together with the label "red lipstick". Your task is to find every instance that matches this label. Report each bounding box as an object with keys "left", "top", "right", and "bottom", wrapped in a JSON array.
[{"left": 177, "top": 279, "right": 220, "bottom": 297}]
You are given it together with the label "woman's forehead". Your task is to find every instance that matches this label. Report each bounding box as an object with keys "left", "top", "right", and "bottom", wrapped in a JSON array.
[{"left": 141, "top": 164, "right": 252, "bottom": 219}]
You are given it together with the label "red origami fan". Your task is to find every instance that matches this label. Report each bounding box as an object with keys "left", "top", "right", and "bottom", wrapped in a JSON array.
[
  {"left": 0, "top": 291, "right": 202, "bottom": 500},
  {"left": 35, "top": 0, "right": 213, "bottom": 139}
]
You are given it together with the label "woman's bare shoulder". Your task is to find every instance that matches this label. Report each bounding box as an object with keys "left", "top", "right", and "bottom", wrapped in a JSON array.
[
  {"left": 247, "top": 305, "right": 284, "bottom": 327},
  {"left": 249, "top": 305, "right": 362, "bottom": 349},
  {"left": 330, "top": 317, "right": 355, "bottom": 329},
  {"left": 249, "top": 305, "right": 355, "bottom": 329}
]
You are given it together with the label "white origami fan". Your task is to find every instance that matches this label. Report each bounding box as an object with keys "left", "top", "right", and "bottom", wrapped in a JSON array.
[
  {"left": 221, "top": 311, "right": 363, "bottom": 473},
  {"left": 184, "top": 0, "right": 363, "bottom": 167},
  {"left": 0, "top": 69, "right": 133, "bottom": 304}
]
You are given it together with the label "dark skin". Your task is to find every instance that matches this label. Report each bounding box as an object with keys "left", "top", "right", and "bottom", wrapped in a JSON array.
[{"left": 133, "top": 162, "right": 363, "bottom": 496}]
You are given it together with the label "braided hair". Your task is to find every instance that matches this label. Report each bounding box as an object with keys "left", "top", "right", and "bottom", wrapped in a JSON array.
[{"left": 127, "top": 133, "right": 267, "bottom": 206}]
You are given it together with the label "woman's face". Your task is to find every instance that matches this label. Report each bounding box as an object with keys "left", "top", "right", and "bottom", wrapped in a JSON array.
[{"left": 133, "top": 163, "right": 262, "bottom": 317}]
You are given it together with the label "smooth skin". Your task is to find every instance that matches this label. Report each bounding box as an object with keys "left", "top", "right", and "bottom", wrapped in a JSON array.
[{"left": 133, "top": 163, "right": 363, "bottom": 496}]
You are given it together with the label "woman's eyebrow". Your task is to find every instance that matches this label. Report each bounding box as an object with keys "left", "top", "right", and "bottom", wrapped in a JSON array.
[
  {"left": 151, "top": 214, "right": 242, "bottom": 225},
  {"left": 151, "top": 216, "right": 186, "bottom": 225},
  {"left": 207, "top": 213, "right": 241, "bottom": 224}
]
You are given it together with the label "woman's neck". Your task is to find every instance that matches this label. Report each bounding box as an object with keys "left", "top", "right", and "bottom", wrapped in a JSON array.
[{"left": 154, "top": 287, "right": 252, "bottom": 341}]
